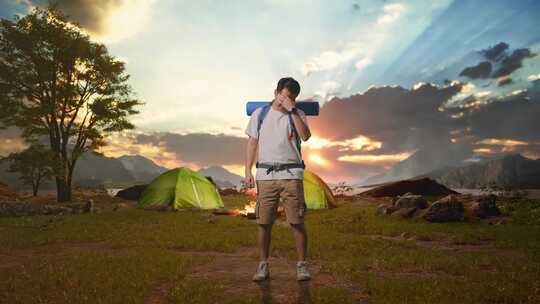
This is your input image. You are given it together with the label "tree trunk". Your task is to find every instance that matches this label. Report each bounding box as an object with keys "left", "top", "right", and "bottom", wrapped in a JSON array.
[
  {"left": 56, "top": 176, "right": 70, "bottom": 202},
  {"left": 33, "top": 175, "right": 41, "bottom": 197}
]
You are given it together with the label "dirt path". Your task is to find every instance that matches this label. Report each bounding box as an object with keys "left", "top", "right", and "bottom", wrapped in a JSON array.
[{"left": 145, "top": 246, "right": 369, "bottom": 304}]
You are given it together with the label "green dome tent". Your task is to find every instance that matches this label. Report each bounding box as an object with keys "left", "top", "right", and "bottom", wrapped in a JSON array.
[
  {"left": 138, "top": 167, "right": 224, "bottom": 210},
  {"left": 303, "top": 170, "right": 336, "bottom": 209}
]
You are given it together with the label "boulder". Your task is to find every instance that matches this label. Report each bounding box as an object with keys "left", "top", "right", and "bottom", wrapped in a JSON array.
[
  {"left": 375, "top": 204, "right": 398, "bottom": 216},
  {"left": 0, "top": 201, "right": 71, "bottom": 217},
  {"left": 390, "top": 207, "right": 417, "bottom": 219},
  {"left": 113, "top": 202, "right": 131, "bottom": 211},
  {"left": 395, "top": 195, "right": 429, "bottom": 209},
  {"left": 470, "top": 194, "right": 500, "bottom": 218},
  {"left": 0, "top": 201, "right": 36, "bottom": 217},
  {"left": 83, "top": 199, "right": 94, "bottom": 213},
  {"left": 423, "top": 195, "right": 465, "bottom": 222},
  {"left": 41, "top": 205, "right": 72, "bottom": 215}
]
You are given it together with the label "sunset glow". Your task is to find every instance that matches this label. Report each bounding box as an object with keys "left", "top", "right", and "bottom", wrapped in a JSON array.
[
  {"left": 337, "top": 152, "right": 412, "bottom": 164},
  {"left": 308, "top": 153, "right": 331, "bottom": 168},
  {"left": 305, "top": 135, "right": 382, "bottom": 152},
  {"left": 477, "top": 139, "right": 529, "bottom": 146}
]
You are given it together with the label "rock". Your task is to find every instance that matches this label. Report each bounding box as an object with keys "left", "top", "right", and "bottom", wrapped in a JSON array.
[
  {"left": 0, "top": 201, "right": 71, "bottom": 217},
  {"left": 0, "top": 201, "right": 37, "bottom": 217},
  {"left": 395, "top": 195, "right": 428, "bottom": 209},
  {"left": 471, "top": 194, "right": 500, "bottom": 218},
  {"left": 42, "top": 205, "right": 72, "bottom": 215},
  {"left": 113, "top": 202, "right": 131, "bottom": 211},
  {"left": 400, "top": 232, "right": 412, "bottom": 239},
  {"left": 375, "top": 204, "right": 398, "bottom": 216},
  {"left": 423, "top": 195, "right": 465, "bottom": 222},
  {"left": 84, "top": 199, "right": 94, "bottom": 213},
  {"left": 390, "top": 207, "right": 417, "bottom": 218}
]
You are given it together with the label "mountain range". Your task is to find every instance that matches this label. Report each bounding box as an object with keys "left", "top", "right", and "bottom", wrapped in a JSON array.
[
  {"left": 0, "top": 151, "right": 168, "bottom": 191},
  {"left": 361, "top": 145, "right": 473, "bottom": 186},
  {"left": 420, "top": 154, "right": 540, "bottom": 189},
  {"left": 197, "top": 166, "right": 243, "bottom": 189},
  {"left": 0, "top": 151, "right": 244, "bottom": 191}
]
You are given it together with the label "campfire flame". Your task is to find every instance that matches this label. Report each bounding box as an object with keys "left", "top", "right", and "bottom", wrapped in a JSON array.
[
  {"left": 229, "top": 200, "right": 284, "bottom": 218},
  {"left": 236, "top": 200, "right": 257, "bottom": 216}
]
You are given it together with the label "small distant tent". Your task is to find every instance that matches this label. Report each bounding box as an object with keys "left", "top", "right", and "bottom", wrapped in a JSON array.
[
  {"left": 138, "top": 167, "right": 224, "bottom": 210},
  {"left": 303, "top": 170, "right": 336, "bottom": 209}
]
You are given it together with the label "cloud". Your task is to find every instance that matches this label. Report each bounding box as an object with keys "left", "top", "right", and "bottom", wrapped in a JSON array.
[
  {"left": 301, "top": 46, "right": 364, "bottom": 76},
  {"left": 354, "top": 57, "right": 372, "bottom": 71},
  {"left": 338, "top": 152, "right": 412, "bottom": 165},
  {"left": 459, "top": 43, "right": 536, "bottom": 81},
  {"left": 134, "top": 132, "right": 248, "bottom": 166},
  {"left": 301, "top": 3, "right": 405, "bottom": 76},
  {"left": 377, "top": 3, "right": 405, "bottom": 25},
  {"left": 459, "top": 61, "right": 492, "bottom": 79},
  {"left": 28, "top": 0, "right": 155, "bottom": 43},
  {"left": 497, "top": 76, "right": 512, "bottom": 87},
  {"left": 308, "top": 82, "right": 465, "bottom": 153},
  {"left": 312, "top": 81, "right": 342, "bottom": 102},
  {"left": 528, "top": 74, "right": 540, "bottom": 82},
  {"left": 492, "top": 48, "right": 536, "bottom": 78},
  {"left": 462, "top": 93, "right": 540, "bottom": 143},
  {"left": 480, "top": 42, "right": 509, "bottom": 61}
]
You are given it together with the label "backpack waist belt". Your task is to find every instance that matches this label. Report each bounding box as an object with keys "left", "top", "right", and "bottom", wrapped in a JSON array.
[{"left": 256, "top": 161, "right": 305, "bottom": 175}]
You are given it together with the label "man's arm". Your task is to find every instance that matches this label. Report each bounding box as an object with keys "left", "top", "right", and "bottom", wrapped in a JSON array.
[
  {"left": 244, "top": 136, "right": 258, "bottom": 188},
  {"left": 290, "top": 111, "right": 311, "bottom": 141}
]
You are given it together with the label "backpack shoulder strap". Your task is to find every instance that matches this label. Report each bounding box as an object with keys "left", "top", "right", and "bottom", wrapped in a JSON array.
[
  {"left": 256, "top": 104, "right": 271, "bottom": 137},
  {"left": 287, "top": 112, "right": 302, "bottom": 159}
]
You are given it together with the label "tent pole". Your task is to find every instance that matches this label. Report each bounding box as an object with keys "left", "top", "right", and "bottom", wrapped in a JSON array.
[{"left": 191, "top": 178, "right": 201, "bottom": 207}]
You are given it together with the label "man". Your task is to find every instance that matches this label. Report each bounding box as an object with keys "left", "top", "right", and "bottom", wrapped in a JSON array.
[{"left": 244, "top": 77, "right": 312, "bottom": 282}]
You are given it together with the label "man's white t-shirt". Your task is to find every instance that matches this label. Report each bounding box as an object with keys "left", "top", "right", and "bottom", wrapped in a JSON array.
[{"left": 245, "top": 103, "right": 309, "bottom": 180}]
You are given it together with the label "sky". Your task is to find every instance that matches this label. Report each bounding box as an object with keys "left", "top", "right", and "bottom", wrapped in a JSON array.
[{"left": 1, "top": 0, "right": 540, "bottom": 184}]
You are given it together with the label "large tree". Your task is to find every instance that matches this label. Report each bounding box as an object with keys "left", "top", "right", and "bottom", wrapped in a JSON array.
[
  {"left": 0, "top": 5, "right": 143, "bottom": 202},
  {"left": 1, "top": 144, "right": 55, "bottom": 196}
]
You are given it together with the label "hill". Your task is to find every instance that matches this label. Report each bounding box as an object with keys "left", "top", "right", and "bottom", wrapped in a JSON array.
[
  {"left": 421, "top": 154, "right": 540, "bottom": 189},
  {"left": 197, "top": 166, "right": 243, "bottom": 189},
  {"left": 117, "top": 155, "right": 168, "bottom": 182},
  {"left": 361, "top": 145, "right": 472, "bottom": 185},
  {"left": 0, "top": 152, "right": 168, "bottom": 191}
]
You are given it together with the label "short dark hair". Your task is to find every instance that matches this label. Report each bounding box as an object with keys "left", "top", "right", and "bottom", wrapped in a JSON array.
[{"left": 276, "top": 77, "right": 301, "bottom": 98}]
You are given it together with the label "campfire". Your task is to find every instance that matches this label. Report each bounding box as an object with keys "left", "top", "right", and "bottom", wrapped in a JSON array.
[
  {"left": 213, "top": 200, "right": 284, "bottom": 219},
  {"left": 233, "top": 200, "right": 257, "bottom": 218}
]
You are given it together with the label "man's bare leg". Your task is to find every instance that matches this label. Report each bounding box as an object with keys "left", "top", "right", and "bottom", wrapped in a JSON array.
[
  {"left": 290, "top": 223, "right": 307, "bottom": 261},
  {"left": 257, "top": 224, "right": 273, "bottom": 261}
]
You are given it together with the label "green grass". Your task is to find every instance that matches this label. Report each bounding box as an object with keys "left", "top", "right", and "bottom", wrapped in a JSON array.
[{"left": 0, "top": 193, "right": 539, "bottom": 303}]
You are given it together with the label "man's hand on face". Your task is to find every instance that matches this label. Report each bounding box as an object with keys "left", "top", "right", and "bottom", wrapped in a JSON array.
[{"left": 277, "top": 92, "right": 295, "bottom": 112}]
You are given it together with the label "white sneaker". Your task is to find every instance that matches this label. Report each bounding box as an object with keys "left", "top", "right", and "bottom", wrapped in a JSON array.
[
  {"left": 296, "top": 261, "right": 311, "bottom": 281},
  {"left": 252, "top": 261, "right": 270, "bottom": 281}
]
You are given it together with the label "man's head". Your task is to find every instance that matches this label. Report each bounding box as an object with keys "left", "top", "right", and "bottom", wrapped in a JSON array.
[{"left": 273, "top": 77, "right": 301, "bottom": 109}]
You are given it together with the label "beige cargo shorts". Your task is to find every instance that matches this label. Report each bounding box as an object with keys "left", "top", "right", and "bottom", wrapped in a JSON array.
[{"left": 255, "top": 179, "right": 307, "bottom": 225}]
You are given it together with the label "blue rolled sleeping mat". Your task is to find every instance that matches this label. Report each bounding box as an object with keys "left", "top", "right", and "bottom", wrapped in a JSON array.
[{"left": 246, "top": 101, "right": 319, "bottom": 116}]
